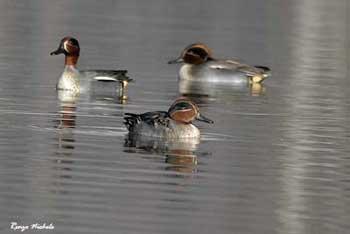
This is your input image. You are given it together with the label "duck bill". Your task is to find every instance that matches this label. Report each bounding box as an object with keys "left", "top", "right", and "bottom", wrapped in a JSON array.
[
  {"left": 196, "top": 113, "right": 214, "bottom": 124},
  {"left": 168, "top": 57, "right": 184, "bottom": 64},
  {"left": 50, "top": 47, "right": 65, "bottom": 56}
]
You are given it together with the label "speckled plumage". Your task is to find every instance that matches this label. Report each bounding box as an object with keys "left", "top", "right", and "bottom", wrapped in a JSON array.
[{"left": 124, "top": 98, "right": 213, "bottom": 139}]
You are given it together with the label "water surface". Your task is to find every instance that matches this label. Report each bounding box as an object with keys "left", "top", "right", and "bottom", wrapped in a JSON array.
[{"left": 0, "top": 1, "right": 349, "bottom": 234}]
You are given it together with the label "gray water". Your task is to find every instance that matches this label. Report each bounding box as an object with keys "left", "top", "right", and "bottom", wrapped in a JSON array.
[{"left": 0, "top": 1, "right": 349, "bottom": 234}]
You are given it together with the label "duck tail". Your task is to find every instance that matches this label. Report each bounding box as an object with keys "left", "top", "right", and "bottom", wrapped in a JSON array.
[
  {"left": 254, "top": 65, "right": 271, "bottom": 78},
  {"left": 124, "top": 113, "right": 141, "bottom": 132}
]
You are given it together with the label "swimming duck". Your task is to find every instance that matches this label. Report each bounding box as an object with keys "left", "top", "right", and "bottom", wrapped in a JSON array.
[
  {"left": 124, "top": 98, "right": 213, "bottom": 138},
  {"left": 50, "top": 36, "right": 131, "bottom": 99},
  {"left": 168, "top": 43, "right": 270, "bottom": 84}
]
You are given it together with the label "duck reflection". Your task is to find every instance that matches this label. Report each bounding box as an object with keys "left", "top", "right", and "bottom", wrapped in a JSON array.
[
  {"left": 57, "top": 86, "right": 129, "bottom": 105},
  {"left": 55, "top": 101, "right": 76, "bottom": 151},
  {"left": 125, "top": 134, "right": 199, "bottom": 173},
  {"left": 165, "top": 152, "right": 197, "bottom": 173},
  {"left": 90, "top": 80, "right": 129, "bottom": 104},
  {"left": 51, "top": 99, "right": 77, "bottom": 186},
  {"left": 178, "top": 79, "right": 265, "bottom": 98}
]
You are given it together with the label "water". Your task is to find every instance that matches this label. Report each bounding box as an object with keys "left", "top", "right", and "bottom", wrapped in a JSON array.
[{"left": 0, "top": 0, "right": 349, "bottom": 233}]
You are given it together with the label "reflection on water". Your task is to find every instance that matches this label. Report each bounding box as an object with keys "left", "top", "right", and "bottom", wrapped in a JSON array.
[
  {"left": 58, "top": 87, "right": 128, "bottom": 104},
  {"left": 55, "top": 101, "right": 76, "bottom": 130},
  {"left": 55, "top": 101, "right": 76, "bottom": 153},
  {"left": 125, "top": 134, "right": 199, "bottom": 173},
  {"left": 90, "top": 80, "right": 130, "bottom": 103},
  {"left": 0, "top": 1, "right": 349, "bottom": 234},
  {"left": 51, "top": 101, "right": 76, "bottom": 193},
  {"left": 179, "top": 79, "right": 266, "bottom": 97},
  {"left": 275, "top": 1, "right": 349, "bottom": 233}
]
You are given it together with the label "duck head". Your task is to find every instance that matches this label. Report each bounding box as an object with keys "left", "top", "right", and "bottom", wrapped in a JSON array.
[
  {"left": 50, "top": 37, "right": 80, "bottom": 66},
  {"left": 168, "top": 98, "right": 213, "bottom": 124},
  {"left": 168, "top": 43, "right": 214, "bottom": 65}
]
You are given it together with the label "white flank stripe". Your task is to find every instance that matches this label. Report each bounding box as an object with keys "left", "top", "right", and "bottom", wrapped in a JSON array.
[{"left": 94, "top": 76, "right": 116, "bottom": 81}]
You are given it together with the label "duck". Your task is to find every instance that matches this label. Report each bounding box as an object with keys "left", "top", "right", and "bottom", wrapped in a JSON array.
[
  {"left": 124, "top": 98, "right": 213, "bottom": 138},
  {"left": 50, "top": 36, "right": 132, "bottom": 99},
  {"left": 168, "top": 43, "right": 270, "bottom": 85}
]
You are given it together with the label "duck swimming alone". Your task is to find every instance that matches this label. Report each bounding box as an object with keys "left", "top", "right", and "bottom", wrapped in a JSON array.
[
  {"left": 50, "top": 36, "right": 131, "bottom": 99},
  {"left": 168, "top": 43, "right": 270, "bottom": 85},
  {"left": 124, "top": 98, "right": 213, "bottom": 138}
]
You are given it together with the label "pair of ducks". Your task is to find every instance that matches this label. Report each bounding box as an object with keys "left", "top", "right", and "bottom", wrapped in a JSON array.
[{"left": 51, "top": 37, "right": 271, "bottom": 138}]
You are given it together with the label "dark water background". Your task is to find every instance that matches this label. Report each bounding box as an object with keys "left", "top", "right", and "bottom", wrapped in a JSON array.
[{"left": 0, "top": 1, "right": 349, "bottom": 233}]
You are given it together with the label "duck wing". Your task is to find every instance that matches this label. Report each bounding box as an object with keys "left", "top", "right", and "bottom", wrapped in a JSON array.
[
  {"left": 210, "top": 60, "right": 270, "bottom": 78},
  {"left": 124, "top": 111, "right": 169, "bottom": 132}
]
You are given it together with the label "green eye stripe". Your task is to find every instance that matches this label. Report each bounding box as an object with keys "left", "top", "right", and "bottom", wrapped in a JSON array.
[{"left": 174, "top": 102, "right": 192, "bottom": 110}]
